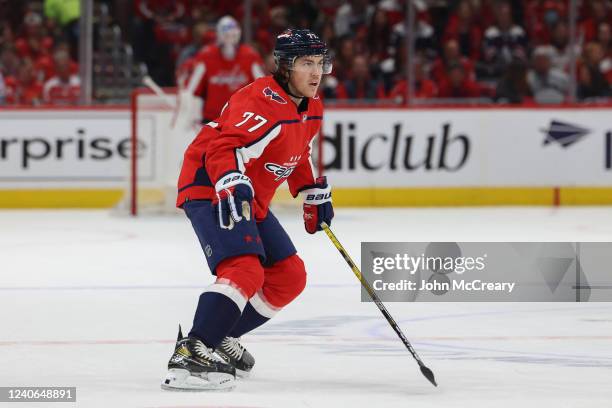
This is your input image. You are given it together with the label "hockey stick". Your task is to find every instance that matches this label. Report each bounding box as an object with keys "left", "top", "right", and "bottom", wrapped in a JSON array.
[
  {"left": 320, "top": 222, "right": 438, "bottom": 387},
  {"left": 169, "top": 63, "right": 205, "bottom": 129},
  {"left": 142, "top": 75, "right": 176, "bottom": 108}
]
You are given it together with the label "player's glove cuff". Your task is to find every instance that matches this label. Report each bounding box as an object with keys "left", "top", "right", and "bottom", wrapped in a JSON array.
[{"left": 214, "top": 171, "right": 254, "bottom": 196}]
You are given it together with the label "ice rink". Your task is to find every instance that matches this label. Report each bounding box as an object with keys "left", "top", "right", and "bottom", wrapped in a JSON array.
[{"left": 1, "top": 207, "right": 612, "bottom": 407}]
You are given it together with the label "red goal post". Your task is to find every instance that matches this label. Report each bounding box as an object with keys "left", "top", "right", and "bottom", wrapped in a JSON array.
[{"left": 114, "top": 87, "right": 184, "bottom": 215}]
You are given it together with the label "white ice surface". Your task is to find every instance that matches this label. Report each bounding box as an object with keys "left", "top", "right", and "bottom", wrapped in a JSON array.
[{"left": 1, "top": 207, "right": 612, "bottom": 408}]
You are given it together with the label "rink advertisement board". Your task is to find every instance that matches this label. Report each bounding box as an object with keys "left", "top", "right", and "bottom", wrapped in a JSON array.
[
  {"left": 321, "top": 108, "right": 612, "bottom": 187},
  {"left": 0, "top": 110, "right": 151, "bottom": 185},
  {"left": 361, "top": 242, "right": 612, "bottom": 302},
  {"left": 0, "top": 108, "right": 164, "bottom": 207},
  {"left": 1, "top": 106, "right": 611, "bottom": 207}
]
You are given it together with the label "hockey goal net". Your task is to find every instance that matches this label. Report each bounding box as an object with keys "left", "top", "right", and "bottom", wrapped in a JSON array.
[{"left": 117, "top": 87, "right": 323, "bottom": 216}]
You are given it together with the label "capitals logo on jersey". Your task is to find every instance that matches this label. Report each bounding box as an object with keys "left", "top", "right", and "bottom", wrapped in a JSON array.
[
  {"left": 209, "top": 66, "right": 248, "bottom": 92},
  {"left": 265, "top": 155, "right": 301, "bottom": 181},
  {"left": 263, "top": 87, "right": 287, "bottom": 104},
  {"left": 265, "top": 163, "right": 296, "bottom": 181}
]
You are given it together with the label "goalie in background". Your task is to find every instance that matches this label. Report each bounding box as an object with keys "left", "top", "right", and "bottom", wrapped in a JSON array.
[{"left": 173, "top": 15, "right": 265, "bottom": 134}]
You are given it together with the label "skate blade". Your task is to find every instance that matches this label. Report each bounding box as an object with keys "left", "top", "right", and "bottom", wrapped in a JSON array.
[
  {"left": 236, "top": 368, "right": 252, "bottom": 379},
  {"left": 161, "top": 369, "right": 235, "bottom": 392}
]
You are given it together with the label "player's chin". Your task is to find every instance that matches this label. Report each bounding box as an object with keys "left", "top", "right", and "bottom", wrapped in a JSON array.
[{"left": 304, "top": 83, "right": 320, "bottom": 98}]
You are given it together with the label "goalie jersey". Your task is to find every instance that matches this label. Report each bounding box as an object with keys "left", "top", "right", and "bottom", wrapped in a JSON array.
[
  {"left": 177, "top": 76, "right": 323, "bottom": 221},
  {"left": 191, "top": 44, "right": 264, "bottom": 121}
]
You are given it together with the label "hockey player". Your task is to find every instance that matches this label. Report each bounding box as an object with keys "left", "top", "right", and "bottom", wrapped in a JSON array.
[
  {"left": 176, "top": 15, "right": 265, "bottom": 125},
  {"left": 161, "top": 29, "right": 334, "bottom": 391}
]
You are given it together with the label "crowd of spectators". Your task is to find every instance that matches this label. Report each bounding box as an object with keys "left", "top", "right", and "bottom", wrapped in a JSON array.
[
  {"left": 131, "top": 0, "right": 609, "bottom": 105},
  {"left": 0, "top": 0, "right": 81, "bottom": 105},
  {"left": 1, "top": 0, "right": 611, "bottom": 106}
]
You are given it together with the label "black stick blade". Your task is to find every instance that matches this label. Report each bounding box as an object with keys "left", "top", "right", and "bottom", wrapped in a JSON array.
[{"left": 420, "top": 365, "right": 438, "bottom": 387}]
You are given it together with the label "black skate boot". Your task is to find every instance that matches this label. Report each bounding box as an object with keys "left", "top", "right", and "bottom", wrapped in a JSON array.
[
  {"left": 161, "top": 326, "right": 236, "bottom": 391},
  {"left": 215, "top": 336, "right": 255, "bottom": 378}
]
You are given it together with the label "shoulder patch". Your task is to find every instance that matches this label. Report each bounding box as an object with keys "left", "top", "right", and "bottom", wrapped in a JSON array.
[{"left": 263, "top": 87, "right": 287, "bottom": 104}]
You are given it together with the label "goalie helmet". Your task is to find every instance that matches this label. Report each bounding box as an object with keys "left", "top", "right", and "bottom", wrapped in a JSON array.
[
  {"left": 273, "top": 29, "right": 332, "bottom": 75},
  {"left": 216, "top": 15, "right": 241, "bottom": 47},
  {"left": 216, "top": 15, "right": 241, "bottom": 59}
]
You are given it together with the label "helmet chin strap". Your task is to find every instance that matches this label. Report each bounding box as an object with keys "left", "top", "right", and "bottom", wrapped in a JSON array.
[
  {"left": 273, "top": 64, "right": 306, "bottom": 101},
  {"left": 285, "top": 83, "right": 305, "bottom": 99}
]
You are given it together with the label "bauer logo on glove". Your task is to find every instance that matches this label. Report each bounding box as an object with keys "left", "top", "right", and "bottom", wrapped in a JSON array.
[
  {"left": 305, "top": 192, "right": 332, "bottom": 202},
  {"left": 221, "top": 173, "right": 252, "bottom": 187}
]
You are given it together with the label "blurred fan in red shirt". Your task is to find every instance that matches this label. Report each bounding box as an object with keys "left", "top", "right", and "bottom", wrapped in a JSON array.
[
  {"left": 42, "top": 49, "right": 81, "bottom": 105},
  {"left": 5, "top": 58, "right": 43, "bottom": 105},
  {"left": 430, "top": 39, "right": 475, "bottom": 84},
  {"left": 443, "top": 0, "right": 483, "bottom": 61},
  {"left": 437, "top": 63, "right": 488, "bottom": 99},
  {"left": 388, "top": 57, "right": 437, "bottom": 104},
  {"left": 336, "top": 54, "right": 385, "bottom": 100}
]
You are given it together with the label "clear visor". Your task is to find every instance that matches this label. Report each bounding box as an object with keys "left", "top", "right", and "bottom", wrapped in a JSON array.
[{"left": 290, "top": 55, "right": 333, "bottom": 75}]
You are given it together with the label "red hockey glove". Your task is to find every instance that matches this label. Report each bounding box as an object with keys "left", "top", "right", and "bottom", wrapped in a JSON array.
[
  {"left": 214, "top": 171, "right": 254, "bottom": 230},
  {"left": 301, "top": 176, "right": 334, "bottom": 234}
]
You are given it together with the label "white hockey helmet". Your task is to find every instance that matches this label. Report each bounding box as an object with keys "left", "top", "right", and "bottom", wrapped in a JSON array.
[{"left": 216, "top": 15, "right": 241, "bottom": 48}]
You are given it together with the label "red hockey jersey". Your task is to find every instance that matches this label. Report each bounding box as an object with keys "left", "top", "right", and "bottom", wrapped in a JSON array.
[
  {"left": 191, "top": 44, "right": 264, "bottom": 121},
  {"left": 177, "top": 76, "right": 323, "bottom": 221}
]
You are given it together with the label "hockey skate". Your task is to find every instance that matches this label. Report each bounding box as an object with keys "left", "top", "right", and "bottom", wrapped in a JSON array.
[
  {"left": 161, "top": 326, "right": 236, "bottom": 391},
  {"left": 215, "top": 336, "right": 255, "bottom": 378}
]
